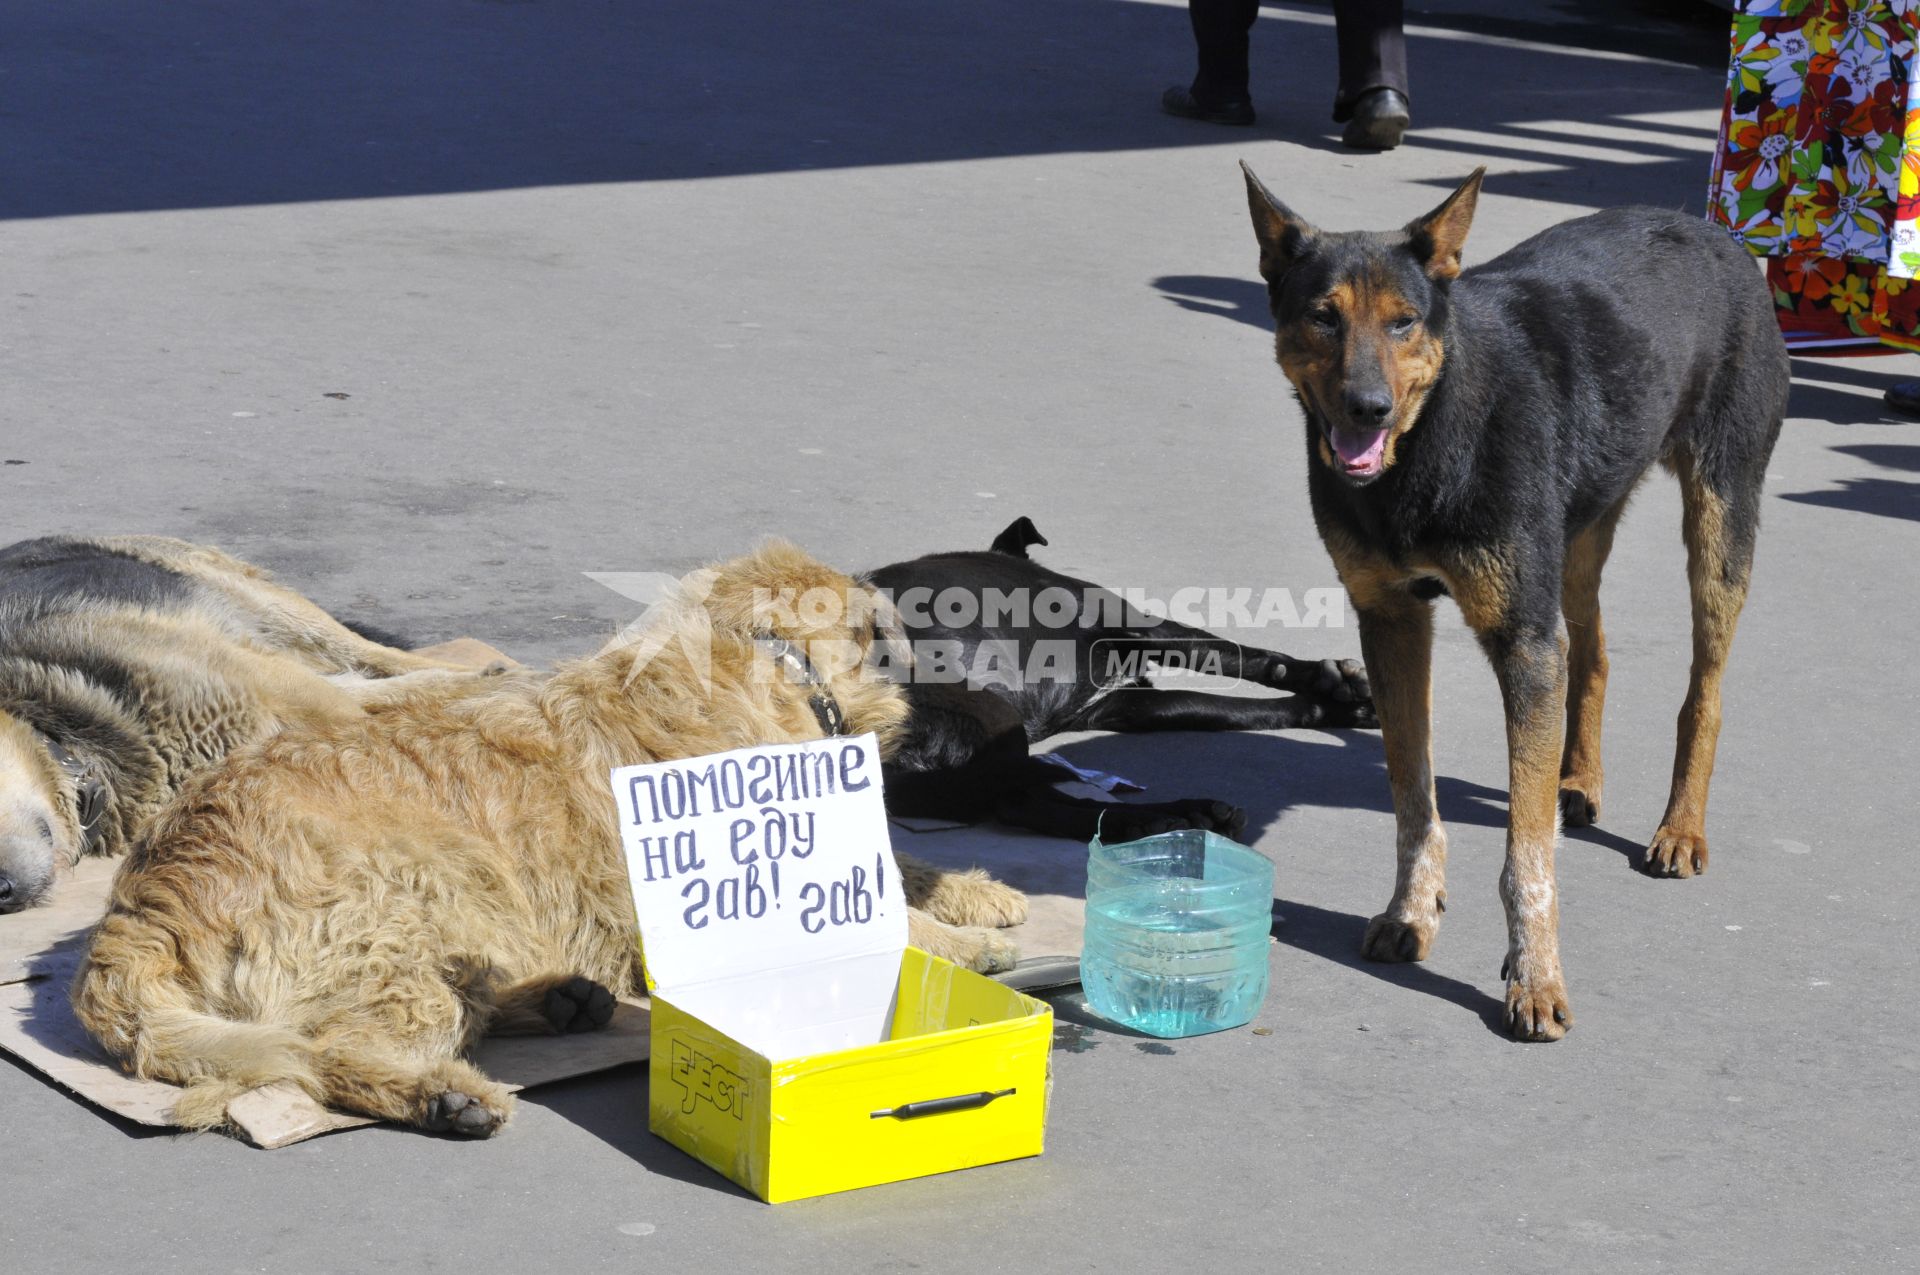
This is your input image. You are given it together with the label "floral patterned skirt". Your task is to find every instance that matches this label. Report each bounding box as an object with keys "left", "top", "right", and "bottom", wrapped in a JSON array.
[
  {"left": 1711, "top": 3, "right": 1920, "bottom": 355},
  {"left": 1769, "top": 254, "right": 1920, "bottom": 353}
]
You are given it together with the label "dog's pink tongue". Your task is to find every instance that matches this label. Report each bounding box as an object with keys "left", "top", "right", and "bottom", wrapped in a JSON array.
[{"left": 1330, "top": 427, "right": 1388, "bottom": 472}]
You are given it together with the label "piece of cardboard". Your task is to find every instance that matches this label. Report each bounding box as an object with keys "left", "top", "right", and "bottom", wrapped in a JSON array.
[
  {"left": 2, "top": 823, "right": 1091, "bottom": 1149},
  {"left": 614, "top": 733, "right": 908, "bottom": 1062},
  {"left": 0, "top": 906, "right": 651, "bottom": 1147}
]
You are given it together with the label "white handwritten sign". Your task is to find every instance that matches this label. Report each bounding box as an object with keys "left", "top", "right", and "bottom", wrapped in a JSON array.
[{"left": 612, "top": 733, "right": 907, "bottom": 1060}]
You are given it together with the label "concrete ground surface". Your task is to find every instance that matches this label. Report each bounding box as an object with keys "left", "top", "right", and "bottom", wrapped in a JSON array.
[{"left": 4, "top": 1, "right": 1915, "bottom": 1270}]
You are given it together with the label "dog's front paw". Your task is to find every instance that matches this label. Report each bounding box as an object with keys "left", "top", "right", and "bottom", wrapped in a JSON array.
[
  {"left": 1643, "top": 826, "right": 1708, "bottom": 878},
  {"left": 1502, "top": 970, "right": 1572, "bottom": 1042},
  {"left": 1360, "top": 912, "right": 1436, "bottom": 963},
  {"left": 1102, "top": 799, "right": 1247, "bottom": 843},
  {"left": 910, "top": 912, "right": 1021, "bottom": 974},
  {"left": 1558, "top": 778, "right": 1602, "bottom": 828}
]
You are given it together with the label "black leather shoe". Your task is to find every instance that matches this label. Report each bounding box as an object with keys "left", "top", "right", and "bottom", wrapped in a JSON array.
[
  {"left": 1341, "top": 88, "right": 1410, "bottom": 150},
  {"left": 1162, "top": 86, "right": 1255, "bottom": 126},
  {"left": 1885, "top": 380, "right": 1920, "bottom": 417}
]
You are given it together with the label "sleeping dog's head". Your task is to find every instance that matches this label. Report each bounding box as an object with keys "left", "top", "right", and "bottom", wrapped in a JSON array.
[
  {"left": 615, "top": 542, "right": 914, "bottom": 753},
  {"left": 1240, "top": 163, "right": 1484, "bottom": 486},
  {"left": 0, "top": 712, "right": 82, "bottom": 913}
]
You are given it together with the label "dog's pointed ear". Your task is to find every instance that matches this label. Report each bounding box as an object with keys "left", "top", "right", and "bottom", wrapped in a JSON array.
[
  {"left": 1405, "top": 167, "right": 1486, "bottom": 281},
  {"left": 1241, "top": 161, "right": 1317, "bottom": 282},
  {"left": 989, "top": 516, "right": 1048, "bottom": 558}
]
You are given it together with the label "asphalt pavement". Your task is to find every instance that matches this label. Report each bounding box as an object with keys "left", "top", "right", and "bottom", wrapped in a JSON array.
[{"left": 3, "top": 2, "right": 1914, "bottom": 1271}]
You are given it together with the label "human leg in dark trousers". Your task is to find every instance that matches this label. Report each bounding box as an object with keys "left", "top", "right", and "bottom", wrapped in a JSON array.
[
  {"left": 1163, "top": 0, "right": 1411, "bottom": 145},
  {"left": 1163, "top": 0, "right": 1259, "bottom": 125},
  {"left": 1333, "top": 0, "right": 1411, "bottom": 148}
]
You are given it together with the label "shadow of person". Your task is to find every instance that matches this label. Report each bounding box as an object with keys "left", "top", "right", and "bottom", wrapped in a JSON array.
[
  {"left": 1791, "top": 358, "right": 1920, "bottom": 393},
  {"left": 1833, "top": 442, "right": 1920, "bottom": 472},
  {"left": 1781, "top": 476, "right": 1920, "bottom": 523},
  {"left": 1787, "top": 381, "right": 1903, "bottom": 426},
  {"left": 4, "top": 1, "right": 1726, "bottom": 226},
  {"left": 1152, "top": 274, "right": 1272, "bottom": 331}
]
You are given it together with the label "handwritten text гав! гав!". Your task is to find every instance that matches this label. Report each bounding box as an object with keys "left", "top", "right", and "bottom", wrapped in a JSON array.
[{"left": 619, "top": 736, "right": 892, "bottom": 937}]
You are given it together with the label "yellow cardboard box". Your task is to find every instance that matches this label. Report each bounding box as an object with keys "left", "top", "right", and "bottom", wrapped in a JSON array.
[
  {"left": 613, "top": 735, "right": 1052, "bottom": 1203},
  {"left": 648, "top": 947, "right": 1052, "bottom": 1203}
]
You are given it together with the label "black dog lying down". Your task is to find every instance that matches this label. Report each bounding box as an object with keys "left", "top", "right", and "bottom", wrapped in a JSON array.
[{"left": 867, "top": 517, "right": 1374, "bottom": 841}]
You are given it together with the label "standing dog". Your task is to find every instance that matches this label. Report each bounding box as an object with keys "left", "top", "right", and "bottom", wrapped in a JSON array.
[
  {"left": 1239, "top": 164, "right": 1787, "bottom": 1039},
  {"left": 0, "top": 535, "right": 471, "bottom": 912},
  {"left": 73, "top": 544, "right": 1028, "bottom": 1136},
  {"left": 869, "top": 516, "right": 1373, "bottom": 841}
]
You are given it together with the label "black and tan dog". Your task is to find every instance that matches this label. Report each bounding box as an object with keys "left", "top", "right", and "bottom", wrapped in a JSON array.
[{"left": 1239, "top": 164, "right": 1788, "bottom": 1040}]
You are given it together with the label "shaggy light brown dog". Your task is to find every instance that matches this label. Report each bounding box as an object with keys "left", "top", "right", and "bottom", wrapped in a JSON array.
[
  {"left": 73, "top": 544, "right": 1027, "bottom": 1137},
  {"left": 0, "top": 535, "right": 478, "bottom": 912}
]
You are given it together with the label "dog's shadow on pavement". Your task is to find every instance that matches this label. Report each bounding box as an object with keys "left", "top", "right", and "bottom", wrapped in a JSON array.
[
  {"left": 1049, "top": 726, "right": 1524, "bottom": 1034},
  {"left": 1266, "top": 897, "right": 1508, "bottom": 1035},
  {"left": 1050, "top": 725, "right": 1511, "bottom": 838}
]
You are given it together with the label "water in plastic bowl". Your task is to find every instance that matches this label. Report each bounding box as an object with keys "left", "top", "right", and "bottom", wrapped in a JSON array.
[{"left": 1080, "top": 828, "right": 1274, "bottom": 1038}]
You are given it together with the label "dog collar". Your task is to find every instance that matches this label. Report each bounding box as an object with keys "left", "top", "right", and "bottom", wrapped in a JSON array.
[
  {"left": 33, "top": 730, "right": 108, "bottom": 853},
  {"left": 759, "top": 637, "right": 847, "bottom": 737}
]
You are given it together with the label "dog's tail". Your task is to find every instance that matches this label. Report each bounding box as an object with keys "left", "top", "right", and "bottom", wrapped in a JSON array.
[{"left": 71, "top": 902, "right": 320, "bottom": 1131}]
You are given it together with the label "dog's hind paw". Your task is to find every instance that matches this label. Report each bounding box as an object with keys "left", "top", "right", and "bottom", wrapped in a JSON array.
[
  {"left": 951, "top": 925, "right": 1021, "bottom": 975},
  {"left": 1643, "top": 826, "right": 1708, "bottom": 878},
  {"left": 424, "top": 1089, "right": 510, "bottom": 1137},
  {"left": 541, "top": 976, "right": 617, "bottom": 1034},
  {"left": 1360, "top": 912, "right": 1436, "bottom": 963},
  {"left": 909, "top": 911, "right": 1021, "bottom": 974},
  {"left": 905, "top": 865, "right": 1029, "bottom": 928}
]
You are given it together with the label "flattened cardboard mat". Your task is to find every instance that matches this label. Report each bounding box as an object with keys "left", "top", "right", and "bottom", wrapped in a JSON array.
[
  {"left": 1, "top": 849, "right": 1082, "bottom": 1147},
  {"left": 0, "top": 642, "right": 1091, "bottom": 1147},
  {"left": 0, "top": 857, "right": 656, "bottom": 1146}
]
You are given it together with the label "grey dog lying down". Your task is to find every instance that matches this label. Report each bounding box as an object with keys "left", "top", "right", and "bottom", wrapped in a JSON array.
[{"left": 0, "top": 534, "right": 476, "bottom": 913}]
